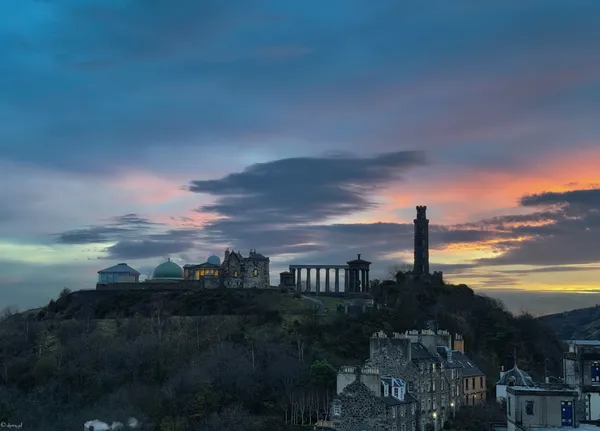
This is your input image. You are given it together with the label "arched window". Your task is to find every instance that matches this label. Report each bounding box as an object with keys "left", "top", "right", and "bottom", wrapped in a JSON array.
[
  {"left": 233, "top": 270, "right": 238, "bottom": 277},
  {"left": 252, "top": 269, "right": 258, "bottom": 277}
]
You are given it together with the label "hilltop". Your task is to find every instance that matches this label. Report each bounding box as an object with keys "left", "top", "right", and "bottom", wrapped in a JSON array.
[
  {"left": 0, "top": 279, "right": 565, "bottom": 430},
  {"left": 538, "top": 305, "right": 600, "bottom": 340}
]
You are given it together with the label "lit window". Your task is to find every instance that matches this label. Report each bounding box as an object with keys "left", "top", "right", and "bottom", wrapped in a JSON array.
[
  {"left": 253, "top": 269, "right": 258, "bottom": 277},
  {"left": 233, "top": 270, "right": 238, "bottom": 277}
]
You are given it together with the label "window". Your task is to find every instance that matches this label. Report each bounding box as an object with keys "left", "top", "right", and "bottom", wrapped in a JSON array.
[
  {"left": 471, "top": 378, "right": 475, "bottom": 389},
  {"left": 592, "top": 364, "right": 600, "bottom": 382},
  {"left": 411, "top": 404, "right": 415, "bottom": 414},
  {"left": 472, "top": 395, "right": 476, "bottom": 405},
  {"left": 525, "top": 400, "right": 534, "bottom": 415},
  {"left": 401, "top": 424, "right": 406, "bottom": 431},
  {"left": 392, "top": 406, "right": 396, "bottom": 418},
  {"left": 465, "top": 379, "right": 469, "bottom": 390},
  {"left": 393, "top": 386, "right": 400, "bottom": 399},
  {"left": 252, "top": 269, "right": 258, "bottom": 277},
  {"left": 233, "top": 270, "right": 238, "bottom": 277},
  {"left": 432, "top": 380, "right": 436, "bottom": 391},
  {"left": 383, "top": 383, "right": 389, "bottom": 397},
  {"left": 408, "top": 381, "right": 415, "bottom": 393},
  {"left": 400, "top": 406, "right": 405, "bottom": 417},
  {"left": 480, "top": 376, "right": 484, "bottom": 388},
  {"left": 333, "top": 404, "right": 341, "bottom": 416},
  {"left": 412, "top": 421, "right": 416, "bottom": 431},
  {"left": 440, "top": 380, "right": 444, "bottom": 390}
]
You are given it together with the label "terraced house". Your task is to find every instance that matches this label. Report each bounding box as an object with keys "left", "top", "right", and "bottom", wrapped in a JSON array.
[{"left": 333, "top": 330, "right": 481, "bottom": 430}]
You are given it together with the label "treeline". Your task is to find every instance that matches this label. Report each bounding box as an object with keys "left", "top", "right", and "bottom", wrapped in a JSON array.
[
  {"left": 0, "top": 276, "right": 565, "bottom": 430},
  {"left": 0, "top": 309, "right": 336, "bottom": 430}
]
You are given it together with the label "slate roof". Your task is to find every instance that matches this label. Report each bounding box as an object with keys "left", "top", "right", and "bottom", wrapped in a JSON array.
[
  {"left": 98, "top": 263, "right": 140, "bottom": 275},
  {"left": 381, "top": 392, "right": 418, "bottom": 406},
  {"left": 246, "top": 253, "right": 269, "bottom": 261},
  {"left": 436, "top": 346, "right": 464, "bottom": 368},
  {"left": 410, "top": 342, "right": 437, "bottom": 362},
  {"left": 497, "top": 364, "right": 534, "bottom": 386},
  {"left": 451, "top": 351, "right": 486, "bottom": 377}
]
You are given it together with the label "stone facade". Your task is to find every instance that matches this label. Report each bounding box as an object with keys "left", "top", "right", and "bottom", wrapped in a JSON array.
[
  {"left": 333, "top": 368, "right": 418, "bottom": 431},
  {"left": 349, "top": 330, "right": 469, "bottom": 431},
  {"left": 185, "top": 248, "right": 271, "bottom": 289}
]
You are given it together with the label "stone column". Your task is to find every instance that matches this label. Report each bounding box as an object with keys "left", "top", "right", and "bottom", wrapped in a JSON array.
[
  {"left": 315, "top": 268, "right": 320, "bottom": 294},
  {"left": 296, "top": 268, "right": 302, "bottom": 292},
  {"left": 325, "top": 268, "right": 330, "bottom": 292},
  {"left": 361, "top": 269, "right": 366, "bottom": 293},
  {"left": 365, "top": 269, "right": 370, "bottom": 292},
  {"left": 334, "top": 269, "right": 340, "bottom": 292},
  {"left": 306, "top": 268, "right": 311, "bottom": 292},
  {"left": 344, "top": 269, "right": 349, "bottom": 292},
  {"left": 291, "top": 268, "right": 296, "bottom": 284}
]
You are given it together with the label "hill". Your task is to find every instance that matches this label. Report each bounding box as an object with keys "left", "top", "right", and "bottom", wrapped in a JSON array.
[
  {"left": 0, "top": 280, "right": 564, "bottom": 430},
  {"left": 35, "top": 288, "right": 317, "bottom": 320},
  {"left": 538, "top": 305, "right": 600, "bottom": 340}
]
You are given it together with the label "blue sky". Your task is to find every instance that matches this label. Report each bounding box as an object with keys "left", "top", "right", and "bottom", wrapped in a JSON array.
[{"left": 1, "top": 0, "right": 600, "bottom": 314}]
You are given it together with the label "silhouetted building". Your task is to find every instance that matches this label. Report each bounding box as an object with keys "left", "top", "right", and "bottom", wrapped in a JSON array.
[{"left": 413, "top": 206, "right": 430, "bottom": 277}]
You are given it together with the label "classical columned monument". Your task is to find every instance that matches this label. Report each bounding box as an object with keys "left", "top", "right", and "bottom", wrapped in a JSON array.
[{"left": 285, "top": 254, "right": 371, "bottom": 294}]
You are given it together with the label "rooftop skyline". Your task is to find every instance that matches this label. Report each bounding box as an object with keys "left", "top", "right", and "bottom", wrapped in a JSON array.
[{"left": 1, "top": 0, "right": 599, "bottom": 314}]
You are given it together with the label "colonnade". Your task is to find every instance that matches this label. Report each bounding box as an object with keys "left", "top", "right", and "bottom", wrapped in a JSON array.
[{"left": 289, "top": 265, "right": 370, "bottom": 293}]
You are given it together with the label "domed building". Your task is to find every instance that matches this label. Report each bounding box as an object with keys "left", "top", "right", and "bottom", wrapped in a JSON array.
[
  {"left": 151, "top": 258, "right": 184, "bottom": 282},
  {"left": 207, "top": 255, "right": 221, "bottom": 265}
]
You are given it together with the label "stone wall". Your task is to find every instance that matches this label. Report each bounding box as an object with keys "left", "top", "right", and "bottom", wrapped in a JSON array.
[
  {"left": 334, "top": 381, "right": 392, "bottom": 431},
  {"left": 242, "top": 259, "right": 270, "bottom": 289}
]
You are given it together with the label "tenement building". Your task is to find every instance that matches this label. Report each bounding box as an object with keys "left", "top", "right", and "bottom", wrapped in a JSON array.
[{"left": 334, "top": 330, "right": 485, "bottom": 430}]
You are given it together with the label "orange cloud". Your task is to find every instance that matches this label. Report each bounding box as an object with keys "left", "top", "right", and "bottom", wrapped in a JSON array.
[
  {"left": 109, "top": 172, "right": 189, "bottom": 205},
  {"left": 379, "top": 146, "right": 600, "bottom": 224}
]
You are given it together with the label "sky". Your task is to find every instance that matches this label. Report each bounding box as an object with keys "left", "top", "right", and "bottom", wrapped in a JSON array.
[{"left": 1, "top": 0, "right": 600, "bottom": 315}]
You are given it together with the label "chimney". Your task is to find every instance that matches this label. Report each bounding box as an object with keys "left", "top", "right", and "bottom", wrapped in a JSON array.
[
  {"left": 499, "top": 365, "right": 505, "bottom": 380},
  {"left": 453, "top": 334, "right": 465, "bottom": 353}
]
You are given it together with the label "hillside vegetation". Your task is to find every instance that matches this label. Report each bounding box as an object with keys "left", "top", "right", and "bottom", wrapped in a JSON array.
[
  {"left": 0, "top": 278, "right": 564, "bottom": 430},
  {"left": 538, "top": 305, "right": 600, "bottom": 340}
]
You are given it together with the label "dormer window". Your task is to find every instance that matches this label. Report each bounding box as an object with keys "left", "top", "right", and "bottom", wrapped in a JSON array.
[
  {"left": 333, "top": 404, "right": 341, "bottom": 416},
  {"left": 393, "top": 386, "right": 399, "bottom": 399}
]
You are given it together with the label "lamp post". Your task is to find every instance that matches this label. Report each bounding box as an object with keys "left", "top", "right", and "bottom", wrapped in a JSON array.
[
  {"left": 450, "top": 401, "right": 455, "bottom": 419},
  {"left": 433, "top": 411, "right": 438, "bottom": 431}
]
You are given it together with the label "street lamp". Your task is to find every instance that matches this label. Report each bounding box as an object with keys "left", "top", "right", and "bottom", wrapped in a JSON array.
[
  {"left": 450, "top": 402, "right": 455, "bottom": 419},
  {"left": 432, "top": 411, "right": 438, "bottom": 431}
]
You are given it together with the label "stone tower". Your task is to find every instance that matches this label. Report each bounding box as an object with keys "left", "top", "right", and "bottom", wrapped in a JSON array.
[{"left": 413, "top": 205, "right": 429, "bottom": 276}]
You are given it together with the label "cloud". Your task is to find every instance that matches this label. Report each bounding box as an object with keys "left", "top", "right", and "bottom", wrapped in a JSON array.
[
  {"left": 55, "top": 214, "right": 161, "bottom": 244},
  {"left": 189, "top": 151, "right": 426, "bottom": 227},
  {"left": 477, "top": 189, "right": 600, "bottom": 266}
]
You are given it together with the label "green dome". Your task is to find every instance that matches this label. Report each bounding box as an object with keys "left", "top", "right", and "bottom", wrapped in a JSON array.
[{"left": 152, "top": 259, "right": 184, "bottom": 280}]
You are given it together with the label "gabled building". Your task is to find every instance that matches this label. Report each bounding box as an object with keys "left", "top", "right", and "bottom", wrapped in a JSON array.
[
  {"left": 333, "top": 366, "right": 418, "bottom": 431},
  {"left": 452, "top": 350, "right": 487, "bottom": 405}
]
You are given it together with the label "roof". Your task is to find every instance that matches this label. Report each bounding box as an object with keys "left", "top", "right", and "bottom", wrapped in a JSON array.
[
  {"left": 451, "top": 351, "right": 486, "bottom": 377},
  {"left": 507, "top": 385, "right": 578, "bottom": 397},
  {"left": 436, "top": 346, "right": 464, "bottom": 368},
  {"left": 98, "top": 263, "right": 140, "bottom": 275},
  {"left": 152, "top": 259, "right": 184, "bottom": 280},
  {"left": 410, "top": 342, "right": 437, "bottom": 362},
  {"left": 497, "top": 364, "right": 534, "bottom": 386},
  {"left": 246, "top": 252, "right": 269, "bottom": 261},
  {"left": 185, "top": 262, "right": 220, "bottom": 269},
  {"left": 347, "top": 254, "right": 372, "bottom": 265},
  {"left": 565, "top": 340, "right": 600, "bottom": 346}
]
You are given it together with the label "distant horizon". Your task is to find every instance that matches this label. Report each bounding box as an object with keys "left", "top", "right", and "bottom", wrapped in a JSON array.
[{"left": 1, "top": 0, "right": 599, "bottom": 315}]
